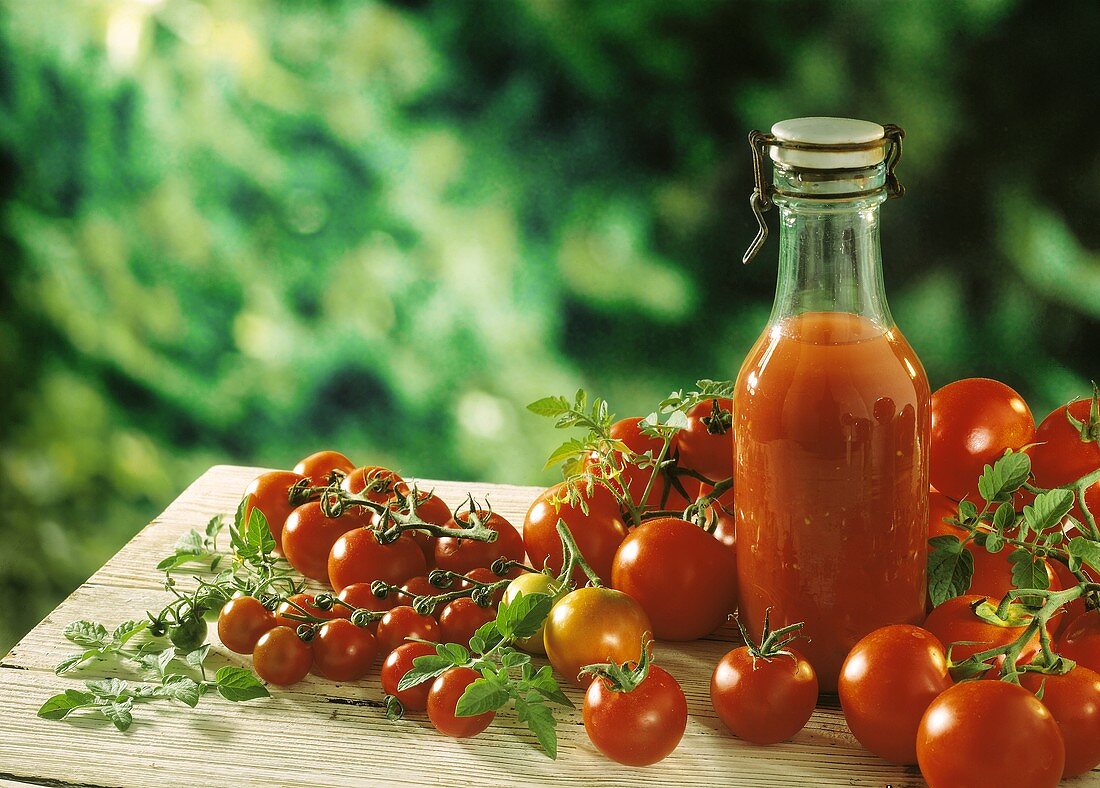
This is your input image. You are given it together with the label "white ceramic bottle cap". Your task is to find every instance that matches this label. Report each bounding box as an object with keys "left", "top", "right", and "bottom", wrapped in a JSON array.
[{"left": 769, "top": 117, "right": 886, "bottom": 170}]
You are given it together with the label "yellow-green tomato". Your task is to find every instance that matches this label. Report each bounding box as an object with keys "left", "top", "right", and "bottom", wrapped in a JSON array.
[{"left": 503, "top": 573, "right": 562, "bottom": 654}]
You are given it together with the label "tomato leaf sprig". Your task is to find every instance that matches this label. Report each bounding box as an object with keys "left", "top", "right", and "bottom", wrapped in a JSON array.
[
  {"left": 39, "top": 633, "right": 268, "bottom": 731},
  {"left": 157, "top": 515, "right": 225, "bottom": 572},
  {"left": 397, "top": 590, "right": 572, "bottom": 758}
]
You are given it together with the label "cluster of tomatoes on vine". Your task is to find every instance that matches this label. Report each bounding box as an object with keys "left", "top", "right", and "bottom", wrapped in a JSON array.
[{"left": 831, "top": 378, "right": 1100, "bottom": 788}]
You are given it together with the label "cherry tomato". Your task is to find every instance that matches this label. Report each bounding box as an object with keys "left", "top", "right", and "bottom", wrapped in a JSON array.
[
  {"left": 438, "top": 597, "right": 497, "bottom": 646},
  {"left": 927, "top": 489, "right": 959, "bottom": 540},
  {"left": 398, "top": 575, "right": 441, "bottom": 614},
  {"left": 281, "top": 501, "right": 365, "bottom": 582},
  {"left": 217, "top": 596, "right": 276, "bottom": 655},
  {"left": 922, "top": 594, "right": 1040, "bottom": 668},
  {"left": 706, "top": 487, "right": 737, "bottom": 551},
  {"left": 327, "top": 527, "right": 427, "bottom": 593},
  {"left": 381, "top": 641, "right": 438, "bottom": 712},
  {"left": 457, "top": 567, "right": 507, "bottom": 603},
  {"left": 434, "top": 509, "right": 525, "bottom": 576},
  {"left": 243, "top": 471, "right": 307, "bottom": 552},
  {"left": 292, "top": 450, "right": 356, "bottom": 487},
  {"left": 341, "top": 465, "right": 403, "bottom": 503},
  {"left": 929, "top": 378, "right": 1035, "bottom": 501},
  {"left": 310, "top": 619, "right": 378, "bottom": 682},
  {"left": 1030, "top": 397, "right": 1100, "bottom": 521},
  {"left": 523, "top": 482, "right": 628, "bottom": 585},
  {"left": 917, "top": 680, "right": 1064, "bottom": 788},
  {"left": 710, "top": 646, "right": 818, "bottom": 745},
  {"left": 337, "top": 582, "right": 396, "bottom": 631},
  {"left": 503, "top": 572, "right": 563, "bottom": 655},
  {"left": 1021, "top": 666, "right": 1100, "bottom": 777},
  {"left": 675, "top": 397, "right": 734, "bottom": 483},
  {"left": 583, "top": 664, "right": 687, "bottom": 766},
  {"left": 1055, "top": 608, "right": 1100, "bottom": 674},
  {"left": 543, "top": 587, "right": 652, "bottom": 686},
  {"left": 274, "top": 593, "right": 344, "bottom": 630},
  {"left": 375, "top": 605, "right": 440, "bottom": 655},
  {"left": 611, "top": 517, "right": 737, "bottom": 641},
  {"left": 252, "top": 626, "right": 313, "bottom": 686},
  {"left": 837, "top": 625, "right": 953, "bottom": 764},
  {"left": 427, "top": 667, "right": 495, "bottom": 738},
  {"left": 168, "top": 614, "right": 208, "bottom": 652}
]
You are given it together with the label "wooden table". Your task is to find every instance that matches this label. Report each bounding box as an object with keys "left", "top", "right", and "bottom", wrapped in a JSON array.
[{"left": 0, "top": 465, "right": 936, "bottom": 787}]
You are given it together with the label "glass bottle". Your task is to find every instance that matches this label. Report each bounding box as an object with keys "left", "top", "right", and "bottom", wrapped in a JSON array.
[{"left": 733, "top": 118, "right": 930, "bottom": 691}]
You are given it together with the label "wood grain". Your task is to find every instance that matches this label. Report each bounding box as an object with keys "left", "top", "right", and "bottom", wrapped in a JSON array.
[{"left": 0, "top": 465, "right": 985, "bottom": 787}]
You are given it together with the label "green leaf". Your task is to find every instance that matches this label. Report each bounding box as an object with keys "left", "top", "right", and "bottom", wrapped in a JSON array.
[
  {"left": 454, "top": 676, "right": 511, "bottom": 717},
  {"left": 977, "top": 451, "right": 1031, "bottom": 503},
  {"left": 64, "top": 621, "right": 109, "bottom": 648},
  {"left": 397, "top": 654, "right": 454, "bottom": 692},
  {"left": 927, "top": 535, "right": 974, "bottom": 607},
  {"left": 520, "top": 699, "right": 558, "bottom": 759},
  {"left": 958, "top": 499, "right": 979, "bottom": 523},
  {"left": 103, "top": 698, "right": 134, "bottom": 731},
  {"left": 1009, "top": 548, "right": 1050, "bottom": 591},
  {"left": 215, "top": 666, "right": 270, "bottom": 702},
  {"left": 1023, "top": 489, "right": 1075, "bottom": 534},
  {"left": 246, "top": 508, "right": 276, "bottom": 557},
  {"left": 439, "top": 643, "right": 469, "bottom": 665},
  {"left": 161, "top": 675, "right": 202, "bottom": 708},
  {"left": 497, "top": 592, "right": 552, "bottom": 640},
  {"left": 501, "top": 649, "right": 531, "bottom": 669},
  {"left": 183, "top": 644, "right": 211, "bottom": 670},
  {"left": 1067, "top": 537, "right": 1100, "bottom": 575},
  {"left": 54, "top": 649, "right": 101, "bottom": 675},
  {"left": 87, "top": 678, "right": 129, "bottom": 699},
  {"left": 37, "top": 689, "right": 96, "bottom": 721},
  {"left": 542, "top": 438, "right": 588, "bottom": 470},
  {"left": 983, "top": 531, "right": 1005, "bottom": 554},
  {"left": 469, "top": 620, "right": 502, "bottom": 654},
  {"left": 205, "top": 515, "right": 224, "bottom": 538},
  {"left": 992, "top": 502, "right": 1016, "bottom": 534},
  {"left": 173, "top": 529, "right": 206, "bottom": 555},
  {"left": 111, "top": 620, "right": 149, "bottom": 646},
  {"left": 527, "top": 396, "right": 571, "bottom": 418}
]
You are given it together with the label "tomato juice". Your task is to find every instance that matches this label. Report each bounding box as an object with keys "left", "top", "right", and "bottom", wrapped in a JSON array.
[{"left": 734, "top": 311, "right": 929, "bottom": 690}]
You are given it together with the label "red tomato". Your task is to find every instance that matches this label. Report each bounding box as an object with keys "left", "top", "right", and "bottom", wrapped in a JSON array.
[
  {"left": 434, "top": 509, "right": 525, "bottom": 575},
  {"left": 381, "top": 641, "right": 438, "bottom": 712},
  {"left": 583, "top": 665, "right": 687, "bottom": 766},
  {"left": 337, "top": 581, "right": 394, "bottom": 614},
  {"left": 438, "top": 597, "right": 497, "bottom": 646},
  {"left": 837, "top": 625, "right": 953, "bottom": 764},
  {"left": 327, "top": 527, "right": 427, "bottom": 593},
  {"left": 375, "top": 606, "right": 440, "bottom": 655},
  {"left": 397, "top": 575, "right": 441, "bottom": 614},
  {"left": 922, "top": 594, "right": 1040, "bottom": 668},
  {"left": 917, "top": 680, "right": 1064, "bottom": 788},
  {"left": 242, "top": 471, "right": 307, "bottom": 552},
  {"left": 706, "top": 487, "right": 737, "bottom": 551},
  {"left": 611, "top": 517, "right": 737, "bottom": 641},
  {"left": 710, "top": 646, "right": 818, "bottom": 745},
  {"left": 427, "top": 667, "right": 495, "bottom": 738},
  {"left": 310, "top": 619, "right": 378, "bottom": 682},
  {"left": 217, "top": 596, "right": 276, "bottom": 655},
  {"left": 1030, "top": 397, "right": 1100, "bottom": 521},
  {"left": 456, "top": 567, "right": 507, "bottom": 604},
  {"left": 274, "top": 593, "right": 344, "bottom": 630},
  {"left": 523, "top": 482, "right": 628, "bottom": 585},
  {"left": 929, "top": 378, "right": 1035, "bottom": 501},
  {"left": 675, "top": 397, "right": 734, "bottom": 483},
  {"left": 1055, "top": 609, "right": 1100, "bottom": 674},
  {"left": 253, "top": 626, "right": 312, "bottom": 685},
  {"left": 1021, "top": 666, "right": 1100, "bottom": 777},
  {"left": 543, "top": 587, "right": 652, "bottom": 687},
  {"left": 341, "top": 465, "right": 403, "bottom": 503},
  {"left": 281, "top": 501, "right": 365, "bottom": 582},
  {"left": 292, "top": 450, "right": 355, "bottom": 486},
  {"left": 927, "top": 489, "right": 958, "bottom": 539}
]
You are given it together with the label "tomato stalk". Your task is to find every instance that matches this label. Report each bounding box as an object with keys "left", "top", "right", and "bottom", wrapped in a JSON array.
[
  {"left": 578, "top": 635, "right": 655, "bottom": 692},
  {"left": 555, "top": 518, "right": 603, "bottom": 589},
  {"left": 733, "top": 608, "right": 807, "bottom": 664}
]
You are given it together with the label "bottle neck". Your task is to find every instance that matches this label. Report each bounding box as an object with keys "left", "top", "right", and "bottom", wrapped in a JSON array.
[{"left": 768, "top": 163, "right": 893, "bottom": 330}]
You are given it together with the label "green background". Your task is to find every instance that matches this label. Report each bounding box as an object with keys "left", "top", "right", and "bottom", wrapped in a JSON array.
[{"left": 1, "top": 0, "right": 1097, "bottom": 651}]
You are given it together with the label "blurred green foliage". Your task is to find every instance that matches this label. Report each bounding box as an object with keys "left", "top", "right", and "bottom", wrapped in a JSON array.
[{"left": 0, "top": 0, "right": 1097, "bottom": 651}]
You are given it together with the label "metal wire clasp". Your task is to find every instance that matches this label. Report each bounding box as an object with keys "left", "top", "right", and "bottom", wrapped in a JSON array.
[{"left": 741, "top": 124, "right": 906, "bottom": 265}]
